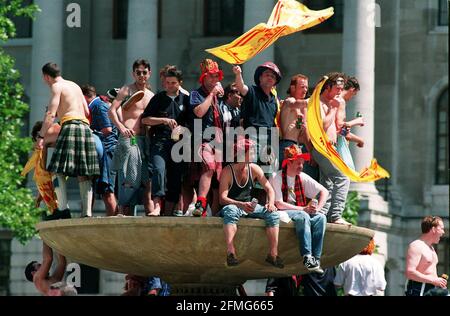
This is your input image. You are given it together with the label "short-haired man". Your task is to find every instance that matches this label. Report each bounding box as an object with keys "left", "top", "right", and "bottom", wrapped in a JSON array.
[
  {"left": 36, "top": 62, "right": 99, "bottom": 218},
  {"left": 335, "top": 76, "right": 365, "bottom": 170},
  {"left": 279, "top": 74, "right": 318, "bottom": 178},
  {"left": 311, "top": 73, "right": 351, "bottom": 225},
  {"left": 405, "top": 216, "right": 448, "bottom": 296},
  {"left": 219, "top": 139, "right": 284, "bottom": 268},
  {"left": 233, "top": 62, "right": 282, "bottom": 170},
  {"left": 109, "top": 59, "right": 155, "bottom": 216},
  {"left": 220, "top": 83, "right": 243, "bottom": 163},
  {"left": 271, "top": 144, "right": 328, "bottom": 273},
  {"left": 24, "top": 243, "right": 69, "bottom": 296},
  {"left": 82, "top": 84, "right": 119, "bottom": 216},
  {"left": 142, "top": 66, "right": 190, "bottom": 215}
]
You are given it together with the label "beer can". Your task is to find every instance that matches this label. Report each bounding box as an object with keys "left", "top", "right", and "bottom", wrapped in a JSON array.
[
  {"left": 130, "top": 136, "right": 137, "bottom": 146},
  {"left": 310, "top": 199, "right": 318, "bottom": 208},
  {"left": 250, "top": 198, "right": 258, "bottom": 209}
]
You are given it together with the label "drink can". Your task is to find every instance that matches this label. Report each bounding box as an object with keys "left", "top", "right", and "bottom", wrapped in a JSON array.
[
  {"left": 130, "top": 136, "right": 137, "bottom": 146},
  {"left": 310, "top": 199, "right": 318, "bottom": 208},
  {"left": 250, "top": 198, "right": 258, "bottom": 209}
]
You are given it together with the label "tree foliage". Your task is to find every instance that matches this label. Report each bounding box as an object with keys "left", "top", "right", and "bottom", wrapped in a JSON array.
[
  {"left": 342, "top": 191, "right": 360, "bottom": 225},
  {"left": 0, "top": 0, "right": 40, "bottom": 244}
]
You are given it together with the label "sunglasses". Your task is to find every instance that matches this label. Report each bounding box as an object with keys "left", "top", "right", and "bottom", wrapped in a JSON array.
[{"left": 135, "top": 70, "right": 149, "bottom": 76}]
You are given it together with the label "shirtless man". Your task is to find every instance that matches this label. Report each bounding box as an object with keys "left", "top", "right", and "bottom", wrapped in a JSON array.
[
  {"left": 279, "top": 74, "right": 318, "bottom": 177},
  {"left": 405, "top": 216, "right": 448, "bottom": 296},
  {"left": 336, "top": 76, "right": 365, "bottom": 148},
  {"left": 109, "top": 59, "right": 155, "bottom": 216},
  {"left": 24, "top": 243, "right": 76, "bottom": 296},
  {"left": 37, "top": 62, "right": 99, "bottom": 218},
  {"left": 311, "top": 73, "right": 351, "bottom": 225}
]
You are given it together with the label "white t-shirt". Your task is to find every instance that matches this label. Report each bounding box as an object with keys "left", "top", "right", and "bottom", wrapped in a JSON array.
[
  {"left": 334, "top": 254, "right": 387, "bottom": 296},
  {"left": 270, "top": 171, "right": 325, "bottom": 204}
]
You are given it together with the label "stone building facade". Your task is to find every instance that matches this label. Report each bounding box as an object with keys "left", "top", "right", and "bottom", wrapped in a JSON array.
[{"left": 1, "top": 0, "right": 448, "bottom": 295}]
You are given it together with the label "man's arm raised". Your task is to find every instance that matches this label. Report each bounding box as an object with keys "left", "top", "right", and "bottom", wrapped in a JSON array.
[
  {"left": 34, "top": 243, "right": 54, "bottom": 295},
  {"left": 233, "top": 66, "right": 249, "bottom": 97}
]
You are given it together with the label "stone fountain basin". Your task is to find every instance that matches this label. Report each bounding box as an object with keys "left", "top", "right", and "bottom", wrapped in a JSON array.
[{"left": 37, "top": 217, "right": 374, "bottom": 286}]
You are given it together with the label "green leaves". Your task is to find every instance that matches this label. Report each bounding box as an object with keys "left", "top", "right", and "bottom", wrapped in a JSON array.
[
  {"left": 0, "top": 0, "right": 39, "bottom": 41},
  {"left": 0, "top": 1, "right": 40, "bottom": 244},
  {"left": 342, "top": 191, "right": 360, "bottom": 225}
]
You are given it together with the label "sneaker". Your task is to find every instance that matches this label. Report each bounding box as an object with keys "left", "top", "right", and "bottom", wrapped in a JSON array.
[
  {"left": 173, "top": 210, "right": 183, "bottom": 217},
  {"left": 303, "top": 255, "right": 323, "bottom": 273},
  {"left": 192, "top": 201, "right": 204, "bottom": 217},
  {"left": 265, "top": 254, "right": 284, "bottom": 269},
  {"left": 59, "top": 208, "right": 72, "bottom": 219},
  {"left": 226, "top": 253, "right": 239, "bottom": 266}
]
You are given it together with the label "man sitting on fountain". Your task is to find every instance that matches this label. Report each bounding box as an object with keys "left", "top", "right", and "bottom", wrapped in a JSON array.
[
  {"left": 219, "top": 138, "right": 284, "bottom": 268},
  {"left": 270, "top": 144, "right": 328, "bottom": 273}
]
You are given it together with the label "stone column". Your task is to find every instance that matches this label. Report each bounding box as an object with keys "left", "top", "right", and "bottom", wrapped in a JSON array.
[
  {"left": 342, "top": 0, "right": 388, "bottom": 219},
  {"left": 29, "top": 0, "right": 64, "bottom": 128},
  {"left": 243, "top": 0, "right": 275, "bottom": 85},
  {"left": 342, "top": 0, "right": 378, "bottom": 195},
  {"left": 126, "top": 0, "right": 158, "bottom": 90}
]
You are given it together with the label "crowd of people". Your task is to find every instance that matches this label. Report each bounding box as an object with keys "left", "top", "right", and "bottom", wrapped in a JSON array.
[{"left": 23, "top": 59, "right": 447, "bottom": 296}]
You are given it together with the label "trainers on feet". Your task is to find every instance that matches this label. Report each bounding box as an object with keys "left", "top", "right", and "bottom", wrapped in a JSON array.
[
  {"left": 226, "top": 253, "right": 239, "bottom": 266},
  {"left": 333, "top": 218, "right": 352, "bottom": 226},
  {"left": 265, "top": 254, "right": 284, "bottom": 269},
  {"left": 192, "top": 202, "right": 204, "bottom": 217},
  {"left": 303, "top": 255, "right": 323, "bottom": 273}
]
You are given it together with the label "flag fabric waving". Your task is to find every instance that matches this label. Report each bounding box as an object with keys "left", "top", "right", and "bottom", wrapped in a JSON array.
[
  {"left": 206, "top": 0, "right": 334, "bottom": 64},
  {"left": 307, "top": 78, "right": 390, "bottom": 182},
  {"left": 21, "top": 149, "right": 58, "bottom": 212}
]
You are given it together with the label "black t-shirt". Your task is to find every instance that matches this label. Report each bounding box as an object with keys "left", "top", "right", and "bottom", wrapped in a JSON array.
[
  {"left": 241, "top": 85, "right": 278, "bottom": 129},
  {"left": 142, "top": 91, "right": 190, "bottom": 138},
  {"left": 301, "top": 267, "right": 337, "bottom": 296}
]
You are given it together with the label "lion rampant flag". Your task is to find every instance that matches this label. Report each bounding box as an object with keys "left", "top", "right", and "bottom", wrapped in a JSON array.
[
  {"left": 206, "top": 0, "right": 334, "bottom": 64},
  {"left": 307, "top": 78, "right": 390, "bottom": 182},
  {"left": 21, "top": 149, "right": 58, "bottom": 212}
]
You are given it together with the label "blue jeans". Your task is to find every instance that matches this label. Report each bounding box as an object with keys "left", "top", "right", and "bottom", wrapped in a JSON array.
[
  {"left": 220, "top": 204, "right": 280, "bottom": 227},
  {"left": 150, "top": 137, "right": 183, "bottom": 202},
  {"left": 148, "top": 277, "right": 171, "bottom": 296},
  {"left": 312, "top": 148, "right": 350, "bottom": 222},
  {"left": 285, "top": 210, "right": 326, "bottom": 259}
]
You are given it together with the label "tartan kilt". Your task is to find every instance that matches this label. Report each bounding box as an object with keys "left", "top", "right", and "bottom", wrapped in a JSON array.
[{"left": 48, "top": 120, "right": 100, "bottom": 177}]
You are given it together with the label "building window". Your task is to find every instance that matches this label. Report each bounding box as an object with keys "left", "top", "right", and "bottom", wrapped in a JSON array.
[
  {"left": 436, "top": 89, "right": 448, "bottom": 185},
  {"left": 9, "top": 0, "right": 33, "bottom": 38},
  {"left": 204, "top": 0, "right": 244, "bottom": 36},
  {"left": 302, "top": 0, "right": 343, "bottom": 33},
  {"left": 436, "top": 237, "right": 449, "bottom": 277},
  {"left": 438, "top": 0, "right": 448, "bottom": 26},
  {"left": 113, "top": 0, "right": 128, "bottom": 39}
]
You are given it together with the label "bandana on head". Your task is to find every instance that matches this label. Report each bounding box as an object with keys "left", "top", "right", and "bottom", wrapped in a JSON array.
[
  {"left": 199, "top": 59, "right": 224, "bottom": 84},
  {"left": 281, "top": 144, "right": 311, "bottom": 168}
]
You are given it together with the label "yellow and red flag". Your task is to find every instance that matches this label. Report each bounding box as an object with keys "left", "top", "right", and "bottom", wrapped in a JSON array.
[
  {"left": 21, "top": 149, "right": 58, "bottom": 212},
  {"left": 307, "top": 78, "right": 390, "bottom": 182},
  {"left": 206, "top": 0, "right": 334, "bottom": 64}
]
